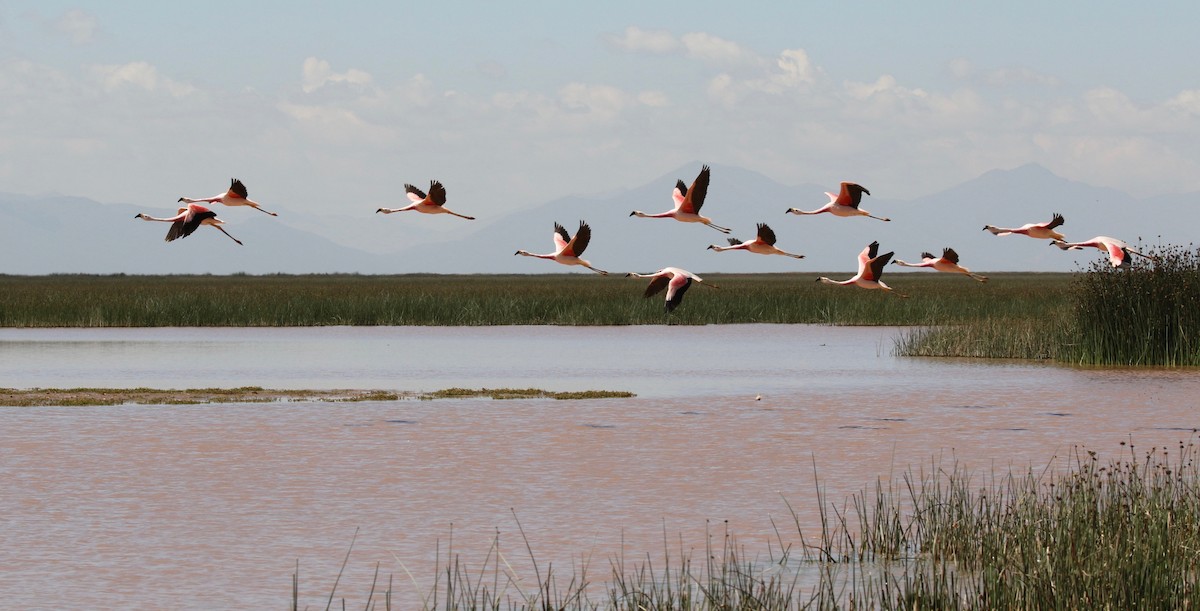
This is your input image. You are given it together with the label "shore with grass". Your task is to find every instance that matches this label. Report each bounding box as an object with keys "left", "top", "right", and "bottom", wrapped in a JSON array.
[{"left": 298, "top": 440, "right": 1200, "bottom": 610}]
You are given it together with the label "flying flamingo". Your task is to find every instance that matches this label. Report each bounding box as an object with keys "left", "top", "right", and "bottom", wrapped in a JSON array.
[
  {"left": 630, "top": 165, "right": 731, "bottom": 233},
  {"left": 892, "top": 248, "right": 987, "bottom": 282},
  {"left": 1050, "top": 236, "right": 1156, "bottom": 269},
  {"left": 134, "top": 203, "right": 243, "bottom": 245},
  {"left": 179, "top": 178, "right": 278, "bottom": 217},
  {"left": 786, "top": 182, "right": 889, "bottom": 221},
  {"left": 707, "top": 223, "right": 805, "bottom": 259},
  {"left": 626, "top": 267, "right": 720, "bottom": 312},
  {"left": 376, "top": 180, "right": 475, "bottom": 220},
  {"left": 514, "top": 221, "right": 608, "bottom": 274},
  {"left": 816, "top": 241, "right": 906, "bottom": 297},
  {"left": 983, "top": 213, "right": 1065, "bottom": 240}
]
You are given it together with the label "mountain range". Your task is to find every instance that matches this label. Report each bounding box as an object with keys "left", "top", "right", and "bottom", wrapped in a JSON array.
[{"left": 2, "top": 163, "right": 1195, "bottom": 275}]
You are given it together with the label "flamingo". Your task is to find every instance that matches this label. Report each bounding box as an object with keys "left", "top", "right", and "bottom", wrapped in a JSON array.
[
  {"left": 514, "top": 221, "right": 608, "bottom": 274},
  {"left": 983, "top": 213, "right": 1065, "bottom": 240},
  {"left": 626, "top": 267, "right": 720, "bottom": 312},
  {"left": 134, "top": 203, "right": 243, "bottom": 245},
  {"left": 179, "top": 178, "right": 278, "bottom": 217},
  {"left": 1050, "top": 236, "right": 1156, "bottom": 269},
  {"left": 892, "top": 248, "right": 987, "bottom": 282},
  {"left": 786, "top": 182, "right": 889, "bottom": 221},
  {"left": 816, "top": 241, "right": 906, "bottom": 297},
  {"left": 707, "top": 223, "right": 804, "bottom": 259},
  {"left": 630, "top": 165, "right": 731, "bottom": 233},
  {"left": 376, "top": 180, "right": 475, "bottom": 220}
]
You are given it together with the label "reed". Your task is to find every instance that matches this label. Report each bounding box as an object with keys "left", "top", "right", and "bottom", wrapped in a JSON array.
[
  {"left": 896, "top": 243, "right": 1200, "bottom": 365},
  {"left": 295, "top": 440, "right": 1200, "bottom": 609},
  {"left": 0, "top": 272, "right": 1067, "bottom": 327},
  {"left": 1065, "top": 244, "right": 1200, "bottom": 366}
]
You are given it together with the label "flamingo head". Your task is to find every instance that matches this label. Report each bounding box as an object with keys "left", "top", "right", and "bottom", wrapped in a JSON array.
[{"left": 785, "top": 208, "right": 799, "bottom": 215}]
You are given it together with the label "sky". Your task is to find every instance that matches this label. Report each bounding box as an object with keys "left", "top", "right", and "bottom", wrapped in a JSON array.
[{"left": 3, "top": 1, "right": 1200, "bottom": 221}]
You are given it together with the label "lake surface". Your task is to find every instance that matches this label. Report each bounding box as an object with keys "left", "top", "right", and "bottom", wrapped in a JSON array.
[{"left": 1, "top": 325, "right": 1197, "bottom": 609}]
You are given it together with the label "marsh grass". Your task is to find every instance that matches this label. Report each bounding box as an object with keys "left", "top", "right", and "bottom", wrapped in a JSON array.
[
  {"left": 425, "top": 388, "right": 636, "bottom": 400},
  {"left": 0, "top": 272, "right": 1067, "bottom": 327},
  {"left": 1067, "top": 244, "right": 1200, "bottom": 365},
  {"left": 897, "top": 244, "right": 1200, "bottom": 365},
  {"left": 298, "top": 440, "right": 1200, "bottom": 609}
]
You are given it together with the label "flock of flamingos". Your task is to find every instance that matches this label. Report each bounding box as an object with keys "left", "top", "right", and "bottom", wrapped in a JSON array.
[{"left": 133, "top": 167, "right": 1156, "bottom": 312}]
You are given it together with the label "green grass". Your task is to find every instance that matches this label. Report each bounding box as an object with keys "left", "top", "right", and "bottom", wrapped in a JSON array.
[
  {"left": 297, "top": 440, "right": 1200, "bottom": 609},
  {"left": 896, "top": 244, "right": 1200, "bottom": 366},
  {"left": 0, "top": 272, "right": 1068, "bottom": 327}
]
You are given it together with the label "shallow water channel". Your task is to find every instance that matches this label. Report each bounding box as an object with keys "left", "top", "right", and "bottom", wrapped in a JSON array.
[{"left": 1, "top": 325, "right": 1196, "bottom": 608}]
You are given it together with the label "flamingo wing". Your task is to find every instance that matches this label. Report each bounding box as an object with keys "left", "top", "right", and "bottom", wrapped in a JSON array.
[
  {"left": 565, "top": 221, "right": 591, "bottom": 256},
  {"left": 228, "top": 178, "right": 248, "bottom": 199},
  {"left": 680, "top": 165, "right": 710, "bottom": 214},
  {"left": 665, "top": 274, "right": 693, "bottom": 312},
  {"left": 672, "top": 180, "right": 687, "bottom": 209},
  {"left": 643, "top": 275, "right": 670, "bottom": 298},
  {"left": 942, "top": 248, "right": 960, "bottom": 264},
  {"left": 756, "top": 223, "right": 777, "bottom": 246},
  {"left": 857, "top": 241, "right": 880, "bottom": 273},
  {"left": 865, "top": 251, "right": 894, "bottom": 281},
  {"left": 404, "top": 184, "right": 426, "bottom": 203},
  {"left": 428, "top": 180, "right": 447, "bottom": 206},
  {"left": 1106, "top": 241, "right": 1128, "bottom": 267},
  {"left": 836, "top": 182, "right": 870, "bottom": 208},
  {"left": 1046, "top": 213, "right": 1065, "bottom": 229},
  {"left": 179, "top": 210, "right": 218, "bottom": 240},
  {"left": 727, "top": 237, "right": 743, "bottom": 246},
  {"left": 553, "top": 223, "right": 571, "bottom": 253}
]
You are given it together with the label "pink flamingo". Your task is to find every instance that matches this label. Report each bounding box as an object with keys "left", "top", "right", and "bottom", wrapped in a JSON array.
[
  {"left": 983, "top": 213, "right": 1065, "bottom": 240},
  {"left": 786, "top": 182, "right": 889, "bottom": 221},
  {"left": 816, "top": 241, "right": 905, "bottom": 297},
  {"left": 630, "top": 165, "right": 731, "bottom": 233},
  {"left": 179, "top": 178, "right": 278, "bottom": 217},
  {"left": 376, "top": 180, "right": 475, "bottom": 220},
  {"left": 707, "top": 223, "right": 804, "bottom": 259},
  {"left": 626, "top": 267, "right": 720, "bottom": 312},
  {"left": 892, "top": 248, "right": 987, "bottom": 282},
  {"left": 1051, "top": 236, "right": 1156, "bottom": 269},
  {"left": 514, "top": 221, "right": 608, "bottom": 274},
  {"left": 134, "top": 203, "right": 243, "bottom": 245}
]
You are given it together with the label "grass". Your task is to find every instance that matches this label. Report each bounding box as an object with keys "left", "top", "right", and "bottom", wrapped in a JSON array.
[
  {"left": 424, "top": 387, "right": 636, "bottom": 400},
  {"left": 896, "top": 244, "right": 1200, "bottom": 366},
  {"left": 0, "top": 272, "right": 1068, "bottom": 327},
  {"left": 296, "top": 439, "right": 1200, "bottom": 609}
]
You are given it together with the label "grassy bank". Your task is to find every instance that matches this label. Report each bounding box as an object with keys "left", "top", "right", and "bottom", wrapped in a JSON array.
[
  {"left": 0, "top": 272, "right": 1069, "bottom": 327},
  {"left": 298, "top": 440, "right": 1200, "bottom": 609}
]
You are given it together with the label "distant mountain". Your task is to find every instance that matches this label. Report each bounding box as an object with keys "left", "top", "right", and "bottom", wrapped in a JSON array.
[{"left": 2, "top": 163, "right": 1196, "bottom": 275}]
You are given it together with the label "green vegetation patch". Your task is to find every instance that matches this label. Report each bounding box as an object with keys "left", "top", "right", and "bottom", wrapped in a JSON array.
[
  {"left": 0, "top": 387, "right": 400, "bottom": 407},
  {"left": 422, "top": 387, "right": 635, "bottom": 400}
]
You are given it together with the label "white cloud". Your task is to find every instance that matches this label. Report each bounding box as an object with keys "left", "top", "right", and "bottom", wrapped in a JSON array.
[
  {"left": 90, "top": 61, "right": 195, "bottom": 97},
  {"left": 301, "top": 57, "right": 372, "bottom": 93},
  {"left": 606, "top": 26, "right": 679, "bottom": 54},
  {"left": 54, "top": 9, "right": 97, "bottom": 45},
  {"left": 680, "top": 32, "right": 753, "bottom": 64}
]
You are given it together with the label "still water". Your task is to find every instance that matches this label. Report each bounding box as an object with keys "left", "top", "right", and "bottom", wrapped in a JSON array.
[{"left": 1, "top": 325, "right": 1196, "bottom": 609}]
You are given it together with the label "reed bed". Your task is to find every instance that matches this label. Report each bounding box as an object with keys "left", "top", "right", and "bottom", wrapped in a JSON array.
[
  {"left": 0, "top": 272, "right": 1067, "bottom": 327},
  {"left": 896, "top": 243, "right": 1200, "bottom": 365},
  {"left": 297, "top": 440, "right": 1200, "bottom": 609},
  {"left": 1067, "top": 244, "right": 1200, "bottom": 366}
]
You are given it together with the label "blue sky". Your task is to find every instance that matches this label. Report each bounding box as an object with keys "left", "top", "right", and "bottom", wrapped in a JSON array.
[{"left": 3, "top": 1, "right": 1199, "bottom": 220}]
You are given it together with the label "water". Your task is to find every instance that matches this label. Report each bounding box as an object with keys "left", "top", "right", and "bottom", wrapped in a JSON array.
[{"left": 1, "top": 325, "right": 1197, "bottom": 609}]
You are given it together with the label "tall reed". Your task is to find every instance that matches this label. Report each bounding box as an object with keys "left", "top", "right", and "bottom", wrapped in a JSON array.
[{"left": 1066, "top": 244, "right": 1200, "bottom": 365}]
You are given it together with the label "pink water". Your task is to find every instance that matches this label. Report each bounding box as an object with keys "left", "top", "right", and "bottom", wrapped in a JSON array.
[{"left": 1, "top": 326, "right": 1196, "bottom": 608}]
